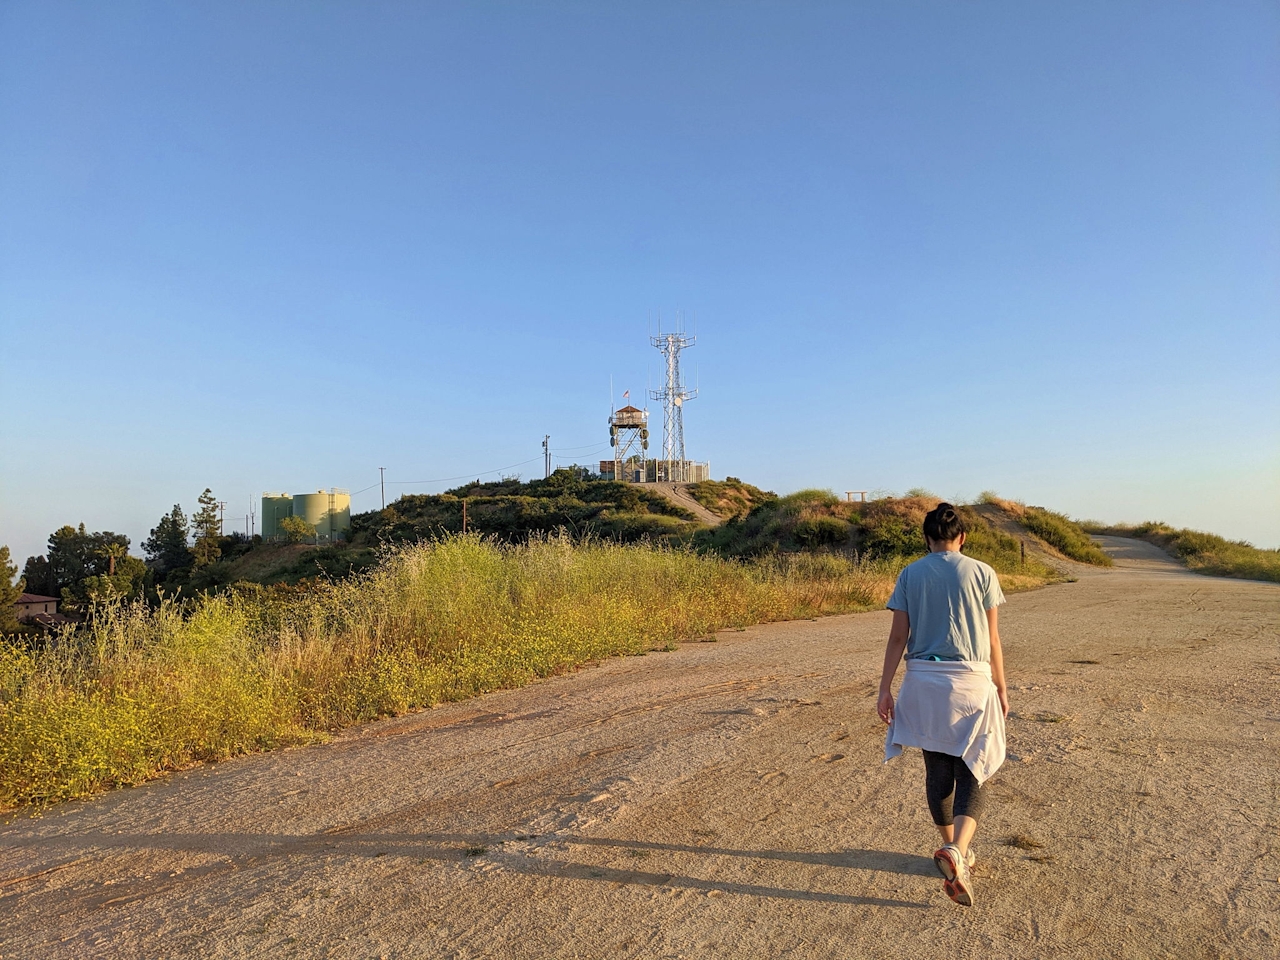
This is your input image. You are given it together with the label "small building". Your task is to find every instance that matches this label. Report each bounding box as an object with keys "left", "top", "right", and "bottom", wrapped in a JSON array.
[
  {"left": 13, "top": 593, "right": 72, "bottom": 631},
  {"left": 15, "top": 593, "right": 58, "bottom": 621},
  {"left": 644, "top": 460, "right": 711, "bottom": 483}
]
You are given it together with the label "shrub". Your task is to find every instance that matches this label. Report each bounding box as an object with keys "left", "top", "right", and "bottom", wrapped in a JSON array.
[
  {"left": 1099, "top": 522, "right": 1280, "bottom": 583},
  {"left": 1021, "top": 509, "right": 1113, "bottom": 566},
  {"left": 278, "top": 515, "right": 316, "bottom": 544},
  {"left": 793, "top": 517, "right": 851, "bottom": 548}
]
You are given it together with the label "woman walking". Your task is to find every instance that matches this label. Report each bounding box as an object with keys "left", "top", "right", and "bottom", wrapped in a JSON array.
[{"left": 877, "top": 503, "right": 1009, "bottom": 907}]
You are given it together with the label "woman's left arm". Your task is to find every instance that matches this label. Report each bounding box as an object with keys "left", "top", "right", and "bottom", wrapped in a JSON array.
[{"left": 987, "top": 606, "right": 1009, "bottom": 717}]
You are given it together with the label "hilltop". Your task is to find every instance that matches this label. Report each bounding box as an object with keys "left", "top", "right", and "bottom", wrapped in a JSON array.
[{"left": 172, "top": 478, "right": 1120, "bottom": 592}]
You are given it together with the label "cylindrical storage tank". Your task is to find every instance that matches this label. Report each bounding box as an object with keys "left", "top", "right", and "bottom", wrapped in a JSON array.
[
  {"left": 261, "top": 494, "right": 292, "bottom": 540},
  {"left": 291, "top": 492, "right": 331, "bottom": 541},
  {"left": 327, "top": 489, "right": 351, "bottom": 540}
]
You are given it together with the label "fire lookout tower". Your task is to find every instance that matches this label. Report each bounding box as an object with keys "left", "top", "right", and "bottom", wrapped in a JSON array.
[{"left": 603, "top": 405, "right": 649, "bottom": 482}]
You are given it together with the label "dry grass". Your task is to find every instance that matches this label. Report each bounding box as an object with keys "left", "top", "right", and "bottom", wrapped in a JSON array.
[
  {"left": 979, "top": 493, "right": 1112, "bottom": 566},
  {"left": 1002, "top": 835, "right": 1045, "bottom": 850},
  {"left": 684, "top": 478, "right": 776, "bottom": 520},
  {"left": 0, "top": 535, "right": 900, "bottom": 809}
]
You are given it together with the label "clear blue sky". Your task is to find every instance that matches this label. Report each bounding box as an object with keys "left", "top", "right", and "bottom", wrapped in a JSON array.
[{"left": 2, "top": 0, "right": 1277, "bottom": 567}]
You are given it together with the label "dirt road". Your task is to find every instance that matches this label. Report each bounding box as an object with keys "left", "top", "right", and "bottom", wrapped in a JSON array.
[
  {"left": 647, "top": 483, "right": 725, "bottom": 527},
  {"left": 2, "top": 539, "right": 1277, "bottom": 959}
]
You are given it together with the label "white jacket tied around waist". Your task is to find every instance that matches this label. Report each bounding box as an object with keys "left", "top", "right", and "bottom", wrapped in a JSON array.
[{"left": 884, "top": 659, "right": 1006, "bottom": 785}]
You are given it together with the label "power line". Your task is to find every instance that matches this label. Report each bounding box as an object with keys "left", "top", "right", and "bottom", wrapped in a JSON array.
[
  {"left": 388, "top": 455, "right": 545, "bottom": 486},
  {"left": 345, "top": 441, "right": 613, "bottom": 501}
]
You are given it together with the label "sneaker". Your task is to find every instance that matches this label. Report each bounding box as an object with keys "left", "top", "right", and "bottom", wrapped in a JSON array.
[
  {"left": 934, "top": 843, "right": 976, "bottom": 907},
  {"left": 943, "top": 875, "right": 974, "bottom": 907},
  {"left": 933, "top": 843, "right": 977, "bottom": 878},
  {"left": 933, "top": 844, "right": 962, "bottom": 881}
]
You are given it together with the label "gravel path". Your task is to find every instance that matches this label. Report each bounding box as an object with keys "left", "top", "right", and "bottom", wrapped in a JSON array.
[
  {"left": 646, "top": 482, "right": 725, "bottom": 526},
  {"left": 2, "top": 539, "right": 1277, "bottom": 959}
]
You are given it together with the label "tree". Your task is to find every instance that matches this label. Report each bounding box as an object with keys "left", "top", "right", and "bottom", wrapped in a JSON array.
[
  {"left": 1, "top": 545, "right": 24, "bottom": 633},
  {"left": 21, "top": 555, "right": 53, "bottom": 596},
  {"left": 43, "top": 525, "right": 130, "bottom": 599},
  {"left": 79, "top": 554, "right": 148, "bottom": 605},
  {"left": 278, "top": 515, "right": 316, "bottom": 544},
  {"left": 143, "top": 505, "right": 192, "bottom": 577},
  {"left": 191, "top": 489, "right": 221, "bottom": 567},
  {"left": 27, "top": 525, "right": 139, "bottom": 613}
]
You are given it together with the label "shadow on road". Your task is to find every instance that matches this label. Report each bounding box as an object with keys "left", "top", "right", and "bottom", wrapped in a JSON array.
[{"left": 10, "top": 828, "right": 933, "bottom": 911}]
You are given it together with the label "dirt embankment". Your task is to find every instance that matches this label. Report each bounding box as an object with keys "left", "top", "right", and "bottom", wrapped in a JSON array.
[{"left": 2, "top": 539, "right": 1277, "bottom": 959}]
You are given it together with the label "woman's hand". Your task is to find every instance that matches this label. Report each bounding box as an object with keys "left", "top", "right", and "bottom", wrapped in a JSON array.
[
  {"left": 997, "top": 686, "right": 1010, "bottom": 717},
  {"left": 877, "top": 689, "right": 894, "bottom": 724}
]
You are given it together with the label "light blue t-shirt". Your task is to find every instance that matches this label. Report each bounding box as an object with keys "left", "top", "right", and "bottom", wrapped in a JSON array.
[{"left": 886, "top": 551, "right": 1005, "bottom": 662}]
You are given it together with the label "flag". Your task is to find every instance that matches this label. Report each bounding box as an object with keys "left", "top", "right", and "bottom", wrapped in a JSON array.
[{"left": 622, "top": 390, "right": 630, "bottom": 399}]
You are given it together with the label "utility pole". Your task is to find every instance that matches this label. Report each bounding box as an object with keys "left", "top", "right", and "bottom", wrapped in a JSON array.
[
  {"left": 462, "top": 499, "right": 468, "bottom": 534},
  {"left": 217, "top": 501, "right": 226, "bottom": 536},
  {"left": 543, "top": 435, "right": 551, "bottom": 478},
  {"left": 379, "top": 466, "right": 386, "bottom": 510}
]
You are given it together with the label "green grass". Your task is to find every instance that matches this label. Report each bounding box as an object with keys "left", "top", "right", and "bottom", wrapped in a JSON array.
[
  {"left": 684, "top": 477, "right": 777, "bottom": 520},
  {"left": 1020, "top": 508, "right": 1113, "bottom": 566},
  {"left": 0, "top": 534, "right": 903, "bottom": 809},
  {"left": 1087, "top": 521, "right": 1280, "bottom": 583},
  {"left": 695, "top": 493, "right": 1059, "bottom": 583}
]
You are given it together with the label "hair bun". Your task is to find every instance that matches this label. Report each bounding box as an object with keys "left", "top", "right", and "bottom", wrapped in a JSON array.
[{"left": 923, "top": 502, "right": 966, "bottom": 544}]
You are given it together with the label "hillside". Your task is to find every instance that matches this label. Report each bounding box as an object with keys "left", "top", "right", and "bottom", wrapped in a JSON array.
[
  {"left": 178, "top": 478, "right": 1120, "bottom": 590},
  {"left": 684, "top": 478, "right": 777, "bottom": 520},
  {"left": 693, "top": 489, "right": 1105, "bottom": 586},
  {"left": 351, "top": 471, "right": 701, "bottom": 544}
]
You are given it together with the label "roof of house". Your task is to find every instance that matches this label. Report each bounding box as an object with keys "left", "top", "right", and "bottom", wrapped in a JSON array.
[
  {"left": 17, "top": 593, "right": 58, "bottom": 604},
  {"left": 614, "top": 405, "right": 644, "bottom": 414}
]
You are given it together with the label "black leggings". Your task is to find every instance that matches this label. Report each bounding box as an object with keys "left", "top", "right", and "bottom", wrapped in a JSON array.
[{"left": 922, "top": 750, "right": 986, "bottom": 825}]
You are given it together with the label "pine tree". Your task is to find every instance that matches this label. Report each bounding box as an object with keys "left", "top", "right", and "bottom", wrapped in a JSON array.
[
  {"left": 1, "top": 545, "right": 24, "bottom": 632},
  {"left": 20, "top": 555, "right": 52, "bottom": 596},
  {"left": 143, "top": 505, "right": 193, "bottom": 577},
  {"left": 191, "top": 489, "right": 222, "bottom": 568}
]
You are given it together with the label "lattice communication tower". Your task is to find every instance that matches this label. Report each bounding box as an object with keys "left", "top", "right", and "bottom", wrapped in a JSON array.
[{"left": 649, "top": 327, "right": 698, "bottom": 482}]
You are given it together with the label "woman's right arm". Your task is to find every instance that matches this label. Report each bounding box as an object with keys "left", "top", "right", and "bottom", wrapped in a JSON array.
[{"left": 877, "top": 610, "right": 910, "bottom": 723}]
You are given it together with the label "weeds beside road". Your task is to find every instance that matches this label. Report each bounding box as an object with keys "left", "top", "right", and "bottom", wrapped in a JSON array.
[
  {"left": 1084, "top": 520, "right": 1280, "bottom": 583},
  {"left": 0, "top": 536, "right": 907, "bottom": 809}
]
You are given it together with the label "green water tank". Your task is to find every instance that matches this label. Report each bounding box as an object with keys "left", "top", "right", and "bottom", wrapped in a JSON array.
[
  {"left": 260, "top": 494, "right": 293, "bottom": 539},
  {"left": 290, "top": 489, "right": 351, "bottom": 542}
]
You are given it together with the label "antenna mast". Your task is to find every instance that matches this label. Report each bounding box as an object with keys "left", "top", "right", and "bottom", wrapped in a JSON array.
[{"left": 649, "top": 318, "right": 697, "bottom": 483}]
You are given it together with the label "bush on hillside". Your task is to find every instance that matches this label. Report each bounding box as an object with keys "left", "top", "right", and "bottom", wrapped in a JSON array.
[
  {"left": 1021, "top": 508, "right": 1113, "bottom": 566},
  {"left": 350, "top": 472, "right": 699, "bottom": 546},
  {"left": 685, "top": 478, "right": 777, "bottom": 520},
  {"left": 1093, "top": 522, "right": 1280, "bottom": 583}
]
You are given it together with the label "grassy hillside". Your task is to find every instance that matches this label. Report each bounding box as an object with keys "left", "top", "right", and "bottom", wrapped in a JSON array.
[
  {"left": 979, "top": 495, "right": 1113, "bottom": 566},
  {"left": 175, "top": 476, "right": 1126, "bottom": 592},
  {"left": 696, "top": 490, "right": 1062, "bottom": 585},
  {"left": 684, "top": 478, "right": 778, "bottom": 520},
  {"left": 1084, "top": 520, "right": 1280, "bottom": 583},
  {"left": 351, "top": 471, "right": 699, "bottom": 546},
  {"left": 176, "top": 471, "right": 703, "bottom": 590}
]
